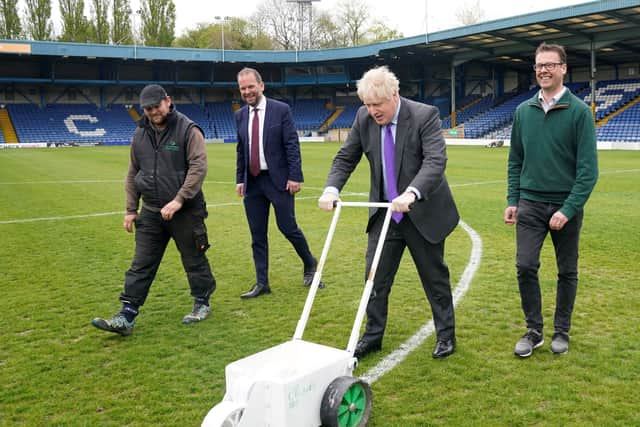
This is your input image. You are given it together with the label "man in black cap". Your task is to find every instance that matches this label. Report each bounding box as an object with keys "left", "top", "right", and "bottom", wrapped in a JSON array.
[{"left": 91, "top": 84, "right": 217, "bottom": 335}]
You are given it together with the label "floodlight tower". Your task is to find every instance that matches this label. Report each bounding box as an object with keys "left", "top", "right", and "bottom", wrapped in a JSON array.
[
  {"left": 287, "top": 0, "right": 320, "bottom": 50},
  {"left": 215, "top": 16, "right": 231, "bottom": 62}
]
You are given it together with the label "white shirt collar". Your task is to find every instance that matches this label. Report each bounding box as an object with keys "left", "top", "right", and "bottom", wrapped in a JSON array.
[
  {"left": 538, "top": 86, "right": 566, "bottom": 105},
  {"left": 254, "top": 96, "right": 267, "bottom": 111}
]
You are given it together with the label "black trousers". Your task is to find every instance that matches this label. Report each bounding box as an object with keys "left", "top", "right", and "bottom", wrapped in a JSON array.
[
  {"left": 516, "top": 198, "right": 583, "bottom": 333},
  {"left": 243, "top": 172, "right": 315, "bottom": 286},
  {"left": 120, "top": 206, "right": 216, "bottom": 307},
  {"left": 361, "top": 212, "right": 455, "bottom": 344}
]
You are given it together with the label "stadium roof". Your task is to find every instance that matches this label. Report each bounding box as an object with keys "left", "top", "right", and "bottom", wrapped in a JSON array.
[
  {"left": 382, "top": 0, "right": 640, "bottom": 71},
  {"left": 0, "top": 0, "right": 638, "bottom": 71}
]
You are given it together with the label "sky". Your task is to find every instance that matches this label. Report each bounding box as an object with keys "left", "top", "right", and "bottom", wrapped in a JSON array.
[
  {"left": 39, "top": 0, "right": 589, "bottom": 39},
  {"left": 169, "top": 0, "right": 588, "bottom": 37}
]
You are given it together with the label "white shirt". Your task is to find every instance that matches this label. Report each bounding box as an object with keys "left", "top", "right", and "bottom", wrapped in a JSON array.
[
  {"left": 324, "top": 99, "right": 421, "bottom": 200},
  {"left": 249, "top": 96, "right": 268, "bottom": 170},
  {"left": 538, "top": 86, "right": 567, "bottom": 113}
]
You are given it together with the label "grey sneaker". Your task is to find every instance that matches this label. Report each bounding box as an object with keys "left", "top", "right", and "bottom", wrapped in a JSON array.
[
  {"left": 514, "top": 329, "right": 544, "bottom": 358},
  {"left": 182, "top": 303, "right": 211, "bottom": 324},
  {"left": 91, "top": 313, "right": 134, "bottom": 336},
  {"left": 551, "top": 331, "right": 570, "bottom": 354}
]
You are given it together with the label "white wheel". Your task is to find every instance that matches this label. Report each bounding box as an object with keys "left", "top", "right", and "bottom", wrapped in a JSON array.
[{"left": 201, "top": 401, "right": 246, "bottom": 427}]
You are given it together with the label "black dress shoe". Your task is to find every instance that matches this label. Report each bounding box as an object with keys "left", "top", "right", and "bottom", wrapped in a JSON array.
[
  {"left": 432, "top": 338, "right": 455, "bottom": 359},
  {"left": 240, "top": 283, "right": 271, "bottom": 299},
  {"left": 303, "top": 259, "right": 325, "bottom": 288},
  {"left": 353, "top": 339, "right": 382, "bottom": 359}
]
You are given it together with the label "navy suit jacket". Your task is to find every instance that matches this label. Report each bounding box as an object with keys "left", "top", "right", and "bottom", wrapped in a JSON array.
[
  {"left": 326, "top": 97, "right": 459, "bottom": 244},
  {"left": 235, "top": 98, "right": 303, "bottom": 190}
]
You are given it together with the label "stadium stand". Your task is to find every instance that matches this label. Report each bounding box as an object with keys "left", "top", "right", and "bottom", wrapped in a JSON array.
[
  {"left": 582, "top": 79, "right": 640, "bottom": 120},
  {"left": 597, "top": 102, "right": 640, "bottom": 142},
  {"left": 329, "top": 103, "right": 360, "bottom": 129},
  {"left": 474, "top": 80, "right": 639, "bottom": 141},
  {"left": 8, "top": 104, "right": 134, "bottom": 145},
  {"left": 206, "top": 102, "right": 237, "bottom": 140},
  {"left": 1, "top": 1, "right": 639, "bottom": 146},
  {"left": 460, "top": 89, "right": 538, "bottom": 138},
  {"left": 173, "top": 104, "right": 213, "bottom": 139},
  {"left": 290, "top": 99, "right": 333, "bottom": 131},
  {"left": 4, "top": 78, "right": 639, "bottom": 144}
]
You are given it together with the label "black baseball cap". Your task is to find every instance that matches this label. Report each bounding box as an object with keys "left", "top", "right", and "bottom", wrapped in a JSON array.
[{"left": 139, "top": 84, "right": 168, "bottom": 108}]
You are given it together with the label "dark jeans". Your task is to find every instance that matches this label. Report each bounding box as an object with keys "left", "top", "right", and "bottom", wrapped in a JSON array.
[
  {"left": 361, "top": 211, "right": 455, "bottom": 344},
  {"left": 243, "top": 172, "right": 315, "bottom": 286},
  {"left": 120, "top": 206, "right": 216, "bottom": 307},
  {"left": 516, "top": 199, "right": 583, "bottom": 333}
]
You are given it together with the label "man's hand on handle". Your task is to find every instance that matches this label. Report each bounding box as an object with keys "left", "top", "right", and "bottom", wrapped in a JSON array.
[
  {"left": 391, "top": 191, "right": 416, "bottom": 213},
  {"left": 318, "top": 192, "right": 339, "bottom": 211}
]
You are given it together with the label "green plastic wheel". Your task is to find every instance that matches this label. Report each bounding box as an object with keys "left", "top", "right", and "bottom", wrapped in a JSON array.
[{"left": 320, "top": 376, "right": 373, "bottom": 427}]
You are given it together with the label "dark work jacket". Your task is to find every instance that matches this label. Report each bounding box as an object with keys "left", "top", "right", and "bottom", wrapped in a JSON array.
[{"left": 131, "top": 106, "right": 205, "bottom": 210}]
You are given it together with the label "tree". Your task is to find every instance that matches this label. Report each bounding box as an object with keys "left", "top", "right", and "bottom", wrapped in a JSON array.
[
  {"left": 174, "top": 17, "right": 273, "bottom": 51},
  {"left": 309, "top": 9, "right": 343, "bottom": 49},
  {"left": 139, "top": 0, "right": 175, "bottom": 47},
  {"left": 365, "top": 19, "right": 403, "bottom": 44},
  {"left": 24, "top": 0, "right": 52, "bottom": 40},
  {"left": 229, "top": 17, "right": 273, "bottom": 50},
  {"left": 336, "top": 0, "right": 369, "bottom": 47},
  {"left": 173, "top": 22, "right": 218, "bottom": 49},
  {"left": 252, "top": 0, "right": 298, "bottom": 50},
  {"left": 0, "top": 0, "right": 21, "bottom": 39},
  {"left": 88, "top": 0, "right": 109, "bottom": 43},
  {"left": 59, "top": 0, "right": 91, "bottom": 42},
  {"left": 455, "top": 0, "right": 485, "bottom": 26},
  {"left": 111, "top": 0, "right": 133, "bottom": 45}
]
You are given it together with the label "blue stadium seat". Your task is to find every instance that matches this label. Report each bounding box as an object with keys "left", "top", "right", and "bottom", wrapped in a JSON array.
[{"left": 8, "top": 103, "right": 135, "bottom": 145}]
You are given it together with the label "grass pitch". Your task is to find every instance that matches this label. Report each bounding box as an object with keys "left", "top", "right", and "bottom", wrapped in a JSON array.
[{"left": 0, "top": 144, "right": 638, "bottom": 426}]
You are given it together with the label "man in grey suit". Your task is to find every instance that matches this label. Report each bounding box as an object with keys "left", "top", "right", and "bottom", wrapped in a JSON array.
[{"left": 318, "top": 66, "right": 459, "bottom": 359}]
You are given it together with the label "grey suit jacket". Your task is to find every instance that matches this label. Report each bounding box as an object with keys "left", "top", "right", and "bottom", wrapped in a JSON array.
[{"left": 326, "top": 97, "right": 459, "bottom": 243}]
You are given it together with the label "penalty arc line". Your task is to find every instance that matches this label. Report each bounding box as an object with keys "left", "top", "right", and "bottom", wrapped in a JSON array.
[{"left": 360, "top": 219, "right": 483, "bottom": 384}]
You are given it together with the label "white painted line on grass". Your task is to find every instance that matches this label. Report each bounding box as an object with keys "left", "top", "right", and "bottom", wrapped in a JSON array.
[
  {"left": 0, "top": 192, "right": 369, "bottom": 225},
  {"left": 0, "top": 179, "right": 237, "bottom": 185},
  {"left": 361, "top": 219, "right": 483, "bottom": 384},
  {"left": 599, "top": 168, "right": 640, "bottom": 175}
]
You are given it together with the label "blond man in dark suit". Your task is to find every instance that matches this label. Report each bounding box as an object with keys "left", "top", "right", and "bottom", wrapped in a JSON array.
[{"left": 319, "top": 66, "right": 459, "bottom": 359}]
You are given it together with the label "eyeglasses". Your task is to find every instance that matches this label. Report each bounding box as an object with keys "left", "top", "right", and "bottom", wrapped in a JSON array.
[{"left": 532, "top": 62, "right": 564, "bottom": 71}]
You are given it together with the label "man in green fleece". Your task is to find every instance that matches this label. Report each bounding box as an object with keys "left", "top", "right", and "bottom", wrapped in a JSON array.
[{"left": 505, "top": 42, "right": 598, "bottom": 358}]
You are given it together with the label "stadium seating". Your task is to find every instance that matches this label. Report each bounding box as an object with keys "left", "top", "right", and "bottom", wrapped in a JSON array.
[
  {"left": 290, "top": 99, "right": 333, "bottom": 131},
  {"left": 174, "top": 104, "right": 214, "bottom": 139},
  {"left": 329, "top": 104, "right": 360, "bottom": 129},
  {"left": 581, "top": 79, "right": 640, "bottom": 121},
  {"left": 8, "top": 104, "right": 135, "bottom": 145},
  {"left": 206, "top": 102, "right": 237, "bottom": 140},
  {"left": 5, "top": 80, "right": 639, "bottom": 145},
  {"left": 597, "top": 102, "right": 640, "bottom": 142},
  {"left": 461, "top": 89, "right": 538, "bottom": 138}
]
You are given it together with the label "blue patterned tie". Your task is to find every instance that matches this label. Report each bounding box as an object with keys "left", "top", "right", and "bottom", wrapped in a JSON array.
[{"left": 383, "top": 124, "right": 403, "bottom": 223}]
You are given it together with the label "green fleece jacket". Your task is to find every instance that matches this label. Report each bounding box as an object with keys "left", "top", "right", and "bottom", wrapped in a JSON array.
[{"left": 507, "top": 88, "right": 598, "bottom": 220}]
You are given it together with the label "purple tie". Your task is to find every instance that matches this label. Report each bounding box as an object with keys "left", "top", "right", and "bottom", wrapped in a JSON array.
[{"left": 383, "top": 124, "right": 403, "bottom": 223}]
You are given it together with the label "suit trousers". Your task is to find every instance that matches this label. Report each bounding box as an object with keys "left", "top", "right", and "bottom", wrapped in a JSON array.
[
  {"left": 243, "top": 172, "right": 315, "bottom": 286},
  {"left": 516, "top": 198, "right": 583, "bottom": 333},
  {"left": 361, "top": 211, "right": 456, "bottom": 344},
  {"left": 120, "top": 206, "right": 216, "bottom": 307}
]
